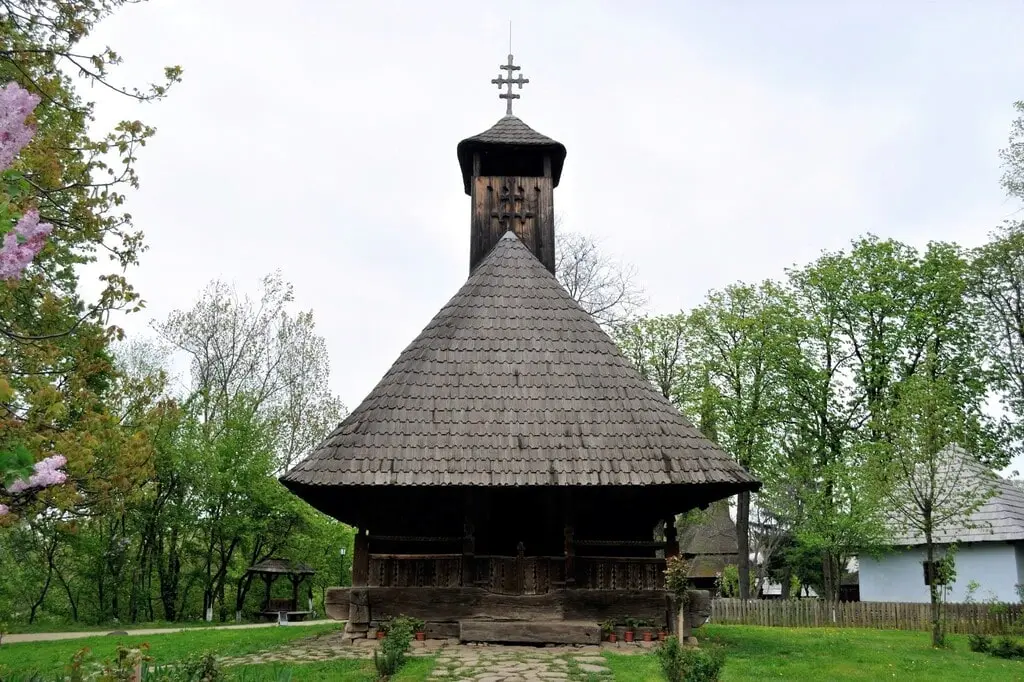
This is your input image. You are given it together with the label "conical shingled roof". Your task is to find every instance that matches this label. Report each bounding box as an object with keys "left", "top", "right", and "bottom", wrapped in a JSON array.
[
  {"left": 456, "top": 115, "right": 567, "bottom": 193},
  {"left": 282, "top": 232, "right": 758, "bottom": 491}
]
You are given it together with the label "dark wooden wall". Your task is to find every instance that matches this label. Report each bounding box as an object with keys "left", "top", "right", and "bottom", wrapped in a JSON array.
[{"left": 470, "top": 174, "right": 554, "bottom": 274}]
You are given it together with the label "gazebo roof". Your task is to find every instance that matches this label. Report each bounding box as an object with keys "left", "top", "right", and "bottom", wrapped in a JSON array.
[
  {"left": 282, "top": 232, "right": 759, "bottom": 494},
  {"left": 247, "top": 558, "right": 315, "bottom": 576}
]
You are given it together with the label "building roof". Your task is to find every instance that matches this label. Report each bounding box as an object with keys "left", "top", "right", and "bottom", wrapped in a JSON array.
[
  {"left": 889, "top": 446, "right": 1024, "bottom": 546},
  {"left": 456, "top": 115, "right": 567, "bottom": 193},
  {"left": 247, "top": 558, "right": 315, "bottom": 575},
  {"left": 281, "top": 232, "right": 759, "bottom": 492},
  {"left": 679, "top": 500, "right": 738, "bottom": 578},
  {"left": 680, "top": 500, "right": 738, "bottom": 556}
]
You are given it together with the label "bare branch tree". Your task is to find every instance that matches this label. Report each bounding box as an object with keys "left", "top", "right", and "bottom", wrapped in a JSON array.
[{"left": 555, "top": 219, "right": 646, "bottom": 327}]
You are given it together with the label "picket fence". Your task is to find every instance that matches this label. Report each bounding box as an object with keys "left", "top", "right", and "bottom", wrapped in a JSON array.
[{"left": 711, "top": 598, "right": 1024, "bottom": 634}]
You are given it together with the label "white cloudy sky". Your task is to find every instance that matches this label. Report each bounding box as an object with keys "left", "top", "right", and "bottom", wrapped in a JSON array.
[{"left": 78, "top": 1, "right": 1024, "bottom": 467}]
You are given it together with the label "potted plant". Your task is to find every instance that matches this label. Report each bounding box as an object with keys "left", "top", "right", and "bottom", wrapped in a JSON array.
[
  {"left": 411, "top": 617, "right": 426, "bottom": 641},
  {"left": 624, "top": 617, "right": 638, "bottom": 643},
  {"left": 375, "top": 618, "right": 389, "bottom": 639},
  {"left": 658, "top": 625, "right": 668, "bottom": 642},
  {"left": 640, "top": 618, "right": 654, "bottom": 642},
  {"left": 601, "top": 619, "right": 617, "bottom": 643}
]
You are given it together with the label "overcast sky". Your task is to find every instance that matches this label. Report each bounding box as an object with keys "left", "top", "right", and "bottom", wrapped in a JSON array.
[{"left": 79, "top": 1, "right": 1024, "bottom": 468}]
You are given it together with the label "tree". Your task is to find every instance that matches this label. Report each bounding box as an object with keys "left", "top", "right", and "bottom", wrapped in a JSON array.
[
  {"left": 687, "top": 281, "right": 794, "bottom": 600},
  {"left": 999, "top": 101, "right": 1024, "bottom": 200},
  {"left": 614, "top": 313, "right": 691, "bottom": 405},
  {"left": 873, "top": 366, "right": 996, "bottom": 647},
  {"left": 153, "top": 271, "right": 347, "bottom": 473},
  {"left": 555, "top": 229, "right": 646, "bottom": 327}
]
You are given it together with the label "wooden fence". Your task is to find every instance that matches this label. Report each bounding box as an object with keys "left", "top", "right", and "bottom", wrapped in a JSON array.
[{"left": 711, "top": 599, "right": 1024, "bottom": 634}]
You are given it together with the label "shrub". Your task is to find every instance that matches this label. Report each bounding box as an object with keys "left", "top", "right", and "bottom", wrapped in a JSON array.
[
  {"left": 990, "top": 636, "right": 1024, "bottom": 660},
  {"left": 968, "top": 633, "right": 992, "bottom": 653},
  {"left": 374, "top": 614, "right": 416, "bottom": 680},
  {"left": 656, "top": 637, "right": 726, "bottom": 682}
]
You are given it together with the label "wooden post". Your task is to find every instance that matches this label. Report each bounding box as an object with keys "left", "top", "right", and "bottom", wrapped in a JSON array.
[
  {"left": 564, "top": 524, "right": 575, "bottom": 588},
  {"left": 665, "top": 517, "right": 678, "bottom": 558},
  {"left": 353, "top": 528, "right": 370, "bottom": 587},
  {"left": 290, "top": 575, "right": 300, "bottom": 611},
  {"left": 462, "top": 518, "right": 475, "bottom": 587},
  {"left": 261, "top": 574, "right": 273, "bottom": 612}
]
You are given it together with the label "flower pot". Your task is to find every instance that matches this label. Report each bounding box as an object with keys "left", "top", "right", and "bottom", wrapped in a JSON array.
[
  {"left": 624, "top": 631, "right": 634, "bottom": 643},
  {"left": 607, "top": 633, "right": 617, "bottom": 643},
  {"left": 376, "top": 630, "right": 386, "bottom": 640},
  {"left": 658, "top": 631, "right": 667, "bottom": 642},
  {"left": 642, "top": 631, "right": 653, "bottom": 642},
  {"left": 415, "top": 631, "right": 425, "bottom": 641}
]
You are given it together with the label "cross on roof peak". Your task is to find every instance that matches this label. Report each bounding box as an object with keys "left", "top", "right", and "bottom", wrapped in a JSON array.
[{"left": 491, "top": 54, "right": 529, "bottom": 116}]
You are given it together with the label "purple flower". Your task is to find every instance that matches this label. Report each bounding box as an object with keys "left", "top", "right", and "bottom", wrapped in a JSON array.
[
  {"left": 0, "top": 209, "right": 52, "bottom": 279},
  {"left": 0, "top": 82, "right": 40, "bottom": 171},
  {"left": 0, "top": 504, "right": 8, "bottom": 517},
  {"left": 6, "top": 454, "right": 67, "bottom": 493}
]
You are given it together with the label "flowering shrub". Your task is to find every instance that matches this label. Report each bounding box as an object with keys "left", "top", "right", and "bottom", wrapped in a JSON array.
[
  {"left": 0, "top": 81, "right": 52, "bottom": 280},
  {"left": 0, "top": 81, "right": 61, "bottom": 517}
]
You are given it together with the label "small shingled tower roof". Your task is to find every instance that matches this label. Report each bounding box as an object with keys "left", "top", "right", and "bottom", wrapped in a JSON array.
[
  {"left": 456, "top": 116, "right": 567, "bottom": 194},
  {"left": 282, "top": 232, "right": 758, "bottom": 495}
]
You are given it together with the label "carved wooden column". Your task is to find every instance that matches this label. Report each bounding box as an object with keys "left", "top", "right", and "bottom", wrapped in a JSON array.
[
  {"left": 353, "top": 528, "right": 370, "bottom": 587},
  {"left": 563, "top": 490, "right": 575, "bottom": 588},
  {"left": 665, "top": 517, "right": 679, "bottom": 558},
  {"left": 462, "top": 518, "right": 476, "bottom": 587}
]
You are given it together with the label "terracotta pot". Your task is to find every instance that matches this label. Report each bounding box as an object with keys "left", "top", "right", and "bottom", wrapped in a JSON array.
[
  {"left": 658, "top": 631, "right": 667, "bottom": 642},
  {"left": 415, "top": 631, "right": 425, "bottom": 641},
  {"left": 607, "top": 633, "right": 617, "bottom": 643},
  {"left": 642, "top": 631, "right": 653, "bottom": 642},
  {"left": 376, "top": 630, "right": 386, "bottom": 640},
  {"left": 624, "top": 631, "right": 634, "bottom": 643}
]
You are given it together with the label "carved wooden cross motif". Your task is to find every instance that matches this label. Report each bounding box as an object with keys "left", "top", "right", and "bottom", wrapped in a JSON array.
[
  {"left": 491, "top": 54, "right": 529, "bottom": 116},
  {"left": 491, "top": 184, "right": 533, "bottom": 230}
]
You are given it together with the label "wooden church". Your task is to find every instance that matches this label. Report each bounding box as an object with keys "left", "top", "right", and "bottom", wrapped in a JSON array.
[{"left": 281, "top": 55, "right": 759, "bottom": 644}]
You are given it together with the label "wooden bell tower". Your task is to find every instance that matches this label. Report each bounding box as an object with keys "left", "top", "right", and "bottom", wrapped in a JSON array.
[{"left": 457, "top": 54, "right": 567, "bottom": 275}]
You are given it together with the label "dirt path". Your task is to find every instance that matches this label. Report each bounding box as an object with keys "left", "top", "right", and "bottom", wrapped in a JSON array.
[{"left": 2, "top": 619, "right": 337, "bottom": 644}]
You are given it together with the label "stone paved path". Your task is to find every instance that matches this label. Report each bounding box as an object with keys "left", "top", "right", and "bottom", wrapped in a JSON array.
[{"left": 220, "top": 631, "right": 654, "bottom": 681}]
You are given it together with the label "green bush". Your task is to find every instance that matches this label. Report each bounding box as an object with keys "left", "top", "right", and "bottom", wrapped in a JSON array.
[
  {"left": 968, "top": 633, "right": 992, "bottom": 653},
  {"left": 990, "top": 636, "right": 1024, "bottom": 660},
  {"left": 656, "top": 637, "right": 726, "bottom": 682},
  {"left": 374, "top": 614, "right": 416, "bottom": 680}
]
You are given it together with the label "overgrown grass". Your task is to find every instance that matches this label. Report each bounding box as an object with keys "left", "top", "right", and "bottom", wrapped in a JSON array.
[
  {"left": 0, "top": 623, "right": 341, "bottom": 676},
  {"left": 603, "top": 625, "right": 1024, "bottom": 681},
  {"left": 228, "top": 656, "right": 434, "bottom": 681}
]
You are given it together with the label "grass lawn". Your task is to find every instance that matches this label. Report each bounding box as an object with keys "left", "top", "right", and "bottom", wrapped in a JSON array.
[
  {"left": 0, "top": 623, "right": 341, "bottom": 676},
  {"left": 4, "top": 619, "right": 260, "bottom": 635},
  {"left": 229, "top": 657, "right": 435, "bottom": 681},
  {"left": 603, "top": 625, "right": 1024, "bottom": 681}
]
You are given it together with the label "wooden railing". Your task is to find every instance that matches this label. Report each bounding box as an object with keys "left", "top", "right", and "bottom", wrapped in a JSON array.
[
  {"left": 368, "top": 553, "right": 667, "bottom": 593},
  {"left": 712, "top": 598, "right": 1024, "bottom": 634}
]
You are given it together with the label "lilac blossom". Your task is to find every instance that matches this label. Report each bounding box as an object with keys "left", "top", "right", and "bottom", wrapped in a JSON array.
[
  {"left": 0, "top": 210, "right": 51, "bottom": 278},
  {"left": 0, "top": 209, "right": 51, "bottom": 279},
  {"left": 6, "top": 454, "right": 68, "bottom": 493},
  {"left": 0, "top": 504, "right": 8, "bottom": 517},
  {"left": 0, "top": 81, "right": 40, "bottom": 171}
]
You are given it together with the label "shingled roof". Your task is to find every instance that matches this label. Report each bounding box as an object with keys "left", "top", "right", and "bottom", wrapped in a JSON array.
[
  {"left": 456, "top": 115, "right": 567, "bottom": 193},
  {"left": 281, "top": 232, "right": 758, "bottom": 492},
  {"left": 888, "top": 446, "right": 1024, "bottom": 546},
  {"left": 679, "top": 500, "right": 739, "bottom": 578}
]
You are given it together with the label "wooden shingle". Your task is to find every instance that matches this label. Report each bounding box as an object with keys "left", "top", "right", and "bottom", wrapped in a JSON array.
[{"left": 282, "top": 232, "right": 758, "bottom": 492}]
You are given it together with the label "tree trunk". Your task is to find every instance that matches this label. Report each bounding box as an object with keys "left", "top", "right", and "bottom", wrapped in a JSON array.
[{"left": 737, "top": 491, "right": 751, "bottom": 600}]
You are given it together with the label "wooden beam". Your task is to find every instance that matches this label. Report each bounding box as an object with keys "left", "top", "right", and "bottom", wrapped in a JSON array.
[{"left": 460, "top": 619, "right": 599, "bottom": 645}]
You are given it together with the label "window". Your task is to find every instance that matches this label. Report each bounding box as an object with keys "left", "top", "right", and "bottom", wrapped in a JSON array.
[{"left": 923, "top": 560, "right": 951, "bottom": 586}]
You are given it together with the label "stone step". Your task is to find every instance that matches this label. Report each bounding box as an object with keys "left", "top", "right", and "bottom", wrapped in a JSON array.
[{"left": 459, "top": 619, "right": 600, "bottom": 645}]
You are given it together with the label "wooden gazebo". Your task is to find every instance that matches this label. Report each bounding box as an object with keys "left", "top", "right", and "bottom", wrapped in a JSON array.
[
  {"left": 281, "top": 55, "right": 759, "bottom": 644},
  {"left": 247, "top": 558, "right": 315, "bottom": 622}
]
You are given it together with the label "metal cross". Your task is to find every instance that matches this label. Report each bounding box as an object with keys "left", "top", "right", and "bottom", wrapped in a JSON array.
[{"left": 491, "top": 54, "right": 529, "bottom": 116}]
